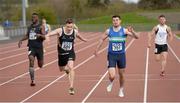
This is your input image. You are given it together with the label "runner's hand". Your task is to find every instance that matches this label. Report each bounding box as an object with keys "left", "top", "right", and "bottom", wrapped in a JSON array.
[
  {"left": 84, "top": 39, "right": 88, "bottom": 42},
  {"left": 36, "top": 34, "right": 41, "bottom": 37},
  {"left": 18, "top": 40, "right": 22, "bottom": 48},
  {"left": 127, "top": 26, "right": 134, "bottom": 32}
]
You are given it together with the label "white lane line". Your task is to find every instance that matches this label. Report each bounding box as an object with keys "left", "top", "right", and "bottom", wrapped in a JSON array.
[
  {"left": 0, "top": 46, "right": 27, "bottom": 55},
  {"left": 82, "top": 71, "right": 108, "bottom": 103},
  {"left": 168, "top": 44, "right": 180, "bottom": 63},
  {"left": 0, "top": 40, "right": 99, "bottom": 86},
  {"left": 6, "top": 78, "right": 180, "bottom": 85},
  {"left": 81, "top": 39, "right": 135, "bottom": 103},
  {"left": 0, "top": 34, "right": 101, "bottom": 71},
  {"left": 20, "top": 47, "right": 107, "bottom": 103},
  {"left": 1, "top": 73, "right": 180, "bottom": 79},
  {"left": 0, "top": 32, "right": 99, "bottom": 60},
  {"left": 143, "top": 48, "right": 149, "bottom": 103}
]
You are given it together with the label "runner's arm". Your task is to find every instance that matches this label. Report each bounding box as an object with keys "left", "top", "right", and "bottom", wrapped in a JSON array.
[
  {"left": 94, "top": 30, "right": 108, "bottom": 56},
  {"left": 148, "top": 26, "right": 156, "bottom": 48},
  {"left": 167, "top": 26, "right": 173, "bottom": 42},
  {"left": 36, "top": 26, "right": 46, "bottom": 40},
  {"left": 48, "top": 24, "right": 51, "bottom": 32},
  {"left": 125, "top": 26, "right": 139, "bottom": 39},
  {"left": 18, "top": 33, "right": 28, "bottom": 48},
  {"left": 76, "top": 30, "right": 87, "bottom": 42},
  {"left": 47, "top": 28, "right": 61, "bottom": 37}
]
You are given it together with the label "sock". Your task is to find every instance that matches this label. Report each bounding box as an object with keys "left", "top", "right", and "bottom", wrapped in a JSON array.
[
  {"left": 120, "top": 87, "right": 124, "bottom": 92},
  {"left": 29, "top": 67, "right": 34, "bottom": 81}
]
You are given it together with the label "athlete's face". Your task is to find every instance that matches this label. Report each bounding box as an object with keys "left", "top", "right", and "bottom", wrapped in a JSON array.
[
  {"left": 159, "top": 17, "right": 166, "bottom": 25},
  {"left": 65, "top": 23, "right": 74, "bottom": 33},
  {"left": 42, "top": 19, "right": 46, "bottom": 24},
  {"left": 32, "top": 15, "right": 39, "bottom": 24},
  {"left": 112, "top": 17, "right": 121, "bottom": 27}
]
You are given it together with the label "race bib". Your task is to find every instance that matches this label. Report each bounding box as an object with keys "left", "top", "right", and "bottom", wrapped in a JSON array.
[
  {"left": 61, "top": 42, "right": 72, "bottom": 51},
  {"left": 112, "top": 43, "right": 122, "bottom": 51},
  {"left": 29, "top": 32, "right": 37, "bottom": 40}
]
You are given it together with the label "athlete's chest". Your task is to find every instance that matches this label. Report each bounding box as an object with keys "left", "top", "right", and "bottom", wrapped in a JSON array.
[
  {"left": 61, "top": 34, "right": 75, "bottom": 41},
  {"left": 157, "top": 28, "right": 168, "bottom": 38}
]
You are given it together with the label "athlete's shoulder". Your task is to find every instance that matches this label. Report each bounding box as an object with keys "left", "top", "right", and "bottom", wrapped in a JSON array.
[
  {"left": 54, "top": 28, "right": 63, "bottom": 36},
  {"left": 122, "top": 27, "right": 126, "bottom": 32},
  {"left": 105, "top": 28, "right": 110, "bottom": 35},
  {"left": 152, "top": 25, "right": 159, "bottom": 31},
  {"left": 165, "top": 24, "right": 170, "bottom": 29},
  {"left": 74, "top": 29, "right": 78, "bottom": 33}
]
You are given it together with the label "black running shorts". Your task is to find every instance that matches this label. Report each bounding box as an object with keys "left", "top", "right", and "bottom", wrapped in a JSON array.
[
  {"left": 154, "top": 44, "right": 168, "bottom": 54},
  {"left": 58, "top": 52, "right": 75, "bottom": 66}
]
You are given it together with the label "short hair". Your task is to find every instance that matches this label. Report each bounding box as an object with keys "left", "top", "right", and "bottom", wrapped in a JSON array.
[
  {"left": 32, "top": 12, "right": 38, "bottom": 16},
  {"left": 65, "top": 18, "right": 73, "bottom": 24},
  {"left": 112, "top": 15, "right": 121, "bottom": 19},
  {"left": 159, "top": 14, "right": 165, "bottom": 18}
]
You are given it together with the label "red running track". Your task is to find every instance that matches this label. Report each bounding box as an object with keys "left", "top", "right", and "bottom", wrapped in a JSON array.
[{"left": 0, "top": 32, "right": 179, "bottom": 103}]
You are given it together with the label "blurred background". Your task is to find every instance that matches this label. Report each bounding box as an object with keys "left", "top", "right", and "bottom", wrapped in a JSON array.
[{"left": 0, "top": 0, "right": 180, "bottom": 41}]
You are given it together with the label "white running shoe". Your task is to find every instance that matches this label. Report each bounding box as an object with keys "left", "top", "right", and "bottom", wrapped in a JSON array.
[
  {"left": 118, "top": 88, "right": 124, "bottom": 97},
  {"left": 106, "top": 82, "right": 113, "bottom": 92}
]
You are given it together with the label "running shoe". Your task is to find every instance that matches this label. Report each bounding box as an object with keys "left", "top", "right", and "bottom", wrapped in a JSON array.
[
  {"left": 106, "top": 82, "right": 113, "bottom": 92},
  {"left": 69, "top": 87, "right": 75, "bottom": 95},
  {"left": 160, "top": 71, "right": 165, "bottom": 77},
  {"left": 118, "top": 88, "right": 124, "bottom": 97},
  {"left": 30, "top": 80, "right": 36, "bottom": 86}
]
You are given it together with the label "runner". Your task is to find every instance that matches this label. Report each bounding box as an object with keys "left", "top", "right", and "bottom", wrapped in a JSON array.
[
  {"left": 148, "top": 14, "right": 173, "bottom": 76},
  {"left": 42, "top": 18, "right": 51, "bottom": 52},
  {"left": 94, "top": 15, "right": 139, "bottom": 97},
  {"left": 47, "top": 18, "right": 87, "bottom": 95},
  {"left": 18, "top": 13, "right": 46, "bottom": 86}
]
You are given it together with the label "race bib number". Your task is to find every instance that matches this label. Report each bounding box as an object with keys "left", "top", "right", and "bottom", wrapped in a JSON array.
[
  {"left": 61, "top": 42, "right": 72, "bottom": 51},
  {"left": 112, "top": 43, "right": 122, "bottom": 51},
  {"left": 29, "top": 32, "right": 37, "bottom": 40}
]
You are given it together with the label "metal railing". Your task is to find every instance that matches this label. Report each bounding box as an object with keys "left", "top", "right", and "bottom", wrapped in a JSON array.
[{"left": 0, "top": 23, "right": 179, "bottom": 38}]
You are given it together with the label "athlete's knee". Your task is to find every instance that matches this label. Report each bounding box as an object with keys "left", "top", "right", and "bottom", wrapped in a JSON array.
[
  {"left": 108, "top": 68, "right": 115, "bottom": 81},
  {"left": 162, "top": 59, "right": 167, "bottom": 64},
  {"left": 59, "top": 66, "right": 65, "bottom": 72},
  {"left": 67, "top": 61, "right": 74, "bottom": 70},
  {"left": 155, "top": 57, "right": 160, "bottom": 62},
  {"left": 29, "top": 59, "right": 34, "bottom": 67},
  {"left": 118, "top": 69, "right": 125, "bottom": 78},
  {"left": 119, "top": 74, "right": 124, "bottom": 80},
  {"left": 38, "top": 60, "right": 43, "bottom": 68},
  {"left": 162, "top": 55, "right": 167, "bottom": 61},
  {"left": 29, "top": 55, "right": 35, "bottom": 66},
  {"left": 109, "top": 73, "right": 115, "bottom": 81}
]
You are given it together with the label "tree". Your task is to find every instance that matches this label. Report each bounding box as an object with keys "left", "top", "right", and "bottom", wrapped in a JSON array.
[
  {"left": 104, "top": 0, "right": 110, "bottom": 5},
  {"left": 67, "top": 0, "right": 83, "bottom": 20},
  {"left": 87, "top": 0, "right": 101, "bottom": 7},
  {"left": 86, "top": 0, "right": 110, "bottom": 7},
  {"left": 138, "top": 0, "right": 180, "bottom": 9}
]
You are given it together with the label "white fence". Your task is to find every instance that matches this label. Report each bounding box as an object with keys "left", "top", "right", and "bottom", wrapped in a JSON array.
[
  {"left": 4, "top": 27, "right": 27, "bottom": 37},
  {"left": 0, "top": 26, "right": 10, "bottom": 40}
]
